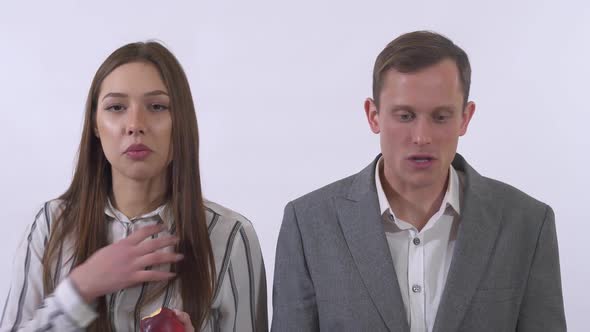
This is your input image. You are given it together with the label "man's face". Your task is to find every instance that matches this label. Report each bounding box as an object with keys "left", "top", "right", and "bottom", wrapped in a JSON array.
[{"left": 365, "top": 59, "right": 475, "bottom": 191}]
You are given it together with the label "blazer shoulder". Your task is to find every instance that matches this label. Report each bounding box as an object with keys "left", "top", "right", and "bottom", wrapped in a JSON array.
[
  {"left": 479, "top": 175, "right": 550, "bottom": 215},
  {"left": 291, "top": 173, "right": 357, "bottom": 210}
]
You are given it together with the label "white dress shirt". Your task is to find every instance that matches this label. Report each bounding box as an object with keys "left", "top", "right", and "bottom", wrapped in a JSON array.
[{"left": 375, "top": 157, "right": 463, "bottom": 332}]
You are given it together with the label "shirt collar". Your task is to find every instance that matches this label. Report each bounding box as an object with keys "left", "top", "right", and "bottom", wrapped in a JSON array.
[
  {"left": 104, "top": 197, "right": 171, "bottom": 224},
  {"left": 375, "top": 156, "right": 462, "bottom": 222}
]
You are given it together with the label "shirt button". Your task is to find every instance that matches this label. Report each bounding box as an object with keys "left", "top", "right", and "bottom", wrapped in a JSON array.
[
  {"left": 413, "top": 237, "right": 421, "bottom": 245},
  {"left": 412, "top": 285, "right": 422, "bottom": 293}
]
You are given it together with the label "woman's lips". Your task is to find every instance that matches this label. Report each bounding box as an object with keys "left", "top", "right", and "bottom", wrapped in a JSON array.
[{"left": 124, "top": 144, "right": 152, "bottom": 161}]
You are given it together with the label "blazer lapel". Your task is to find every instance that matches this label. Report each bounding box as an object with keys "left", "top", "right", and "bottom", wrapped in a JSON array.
[
  {"left": 433, "top": 154, "right": 505, "bottom": 332},
  {"left": 335, "top": 159, "right": 409, "bottom": 332}
]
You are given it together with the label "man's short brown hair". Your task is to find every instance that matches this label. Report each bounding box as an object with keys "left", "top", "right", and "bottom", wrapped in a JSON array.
[{"left": 372, "top": 30, "right": 471, "bottom": 107}]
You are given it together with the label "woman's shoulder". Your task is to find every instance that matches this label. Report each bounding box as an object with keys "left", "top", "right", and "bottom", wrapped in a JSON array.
[
  {"left": 14, "top": 198, "right": 68, "bottom": 256},
  {"left": 42, "top": 198, "right": 67, "bottom": 215},
  {"left": 203, "top": 199, "right": 255, "bottom": 227},
  {"left": 28, "top": 198, "right": 67, "bottom": 235},
  {"left": 203, "top": 199, "right": 260, "bottom": 246}
]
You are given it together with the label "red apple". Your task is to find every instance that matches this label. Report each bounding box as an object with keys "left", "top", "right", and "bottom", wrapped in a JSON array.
[{"left": 140, "top": 307, "right": 185, "bottom": 332}]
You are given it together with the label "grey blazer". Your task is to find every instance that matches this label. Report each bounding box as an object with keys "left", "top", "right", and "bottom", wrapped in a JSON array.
[{"left": 272, "top": 154, "right": 566, "bottom": 332}]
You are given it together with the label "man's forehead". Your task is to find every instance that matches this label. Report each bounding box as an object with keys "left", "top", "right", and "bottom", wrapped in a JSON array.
[
  {"left": 385, "top": 59, "right": 461, "bottom": 83},
  {"left": 379, "top": 61, "right": 464, "bottom": 102}
]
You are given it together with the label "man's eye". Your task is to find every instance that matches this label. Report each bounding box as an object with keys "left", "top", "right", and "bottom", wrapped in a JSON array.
[{"left": 398, "top": 113, "right": 414, "bottom": 122}]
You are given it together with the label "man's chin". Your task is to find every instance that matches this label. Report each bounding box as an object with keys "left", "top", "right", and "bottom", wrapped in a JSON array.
[{"left": 402, "top": 173, "right": 446, "bottom": 190}]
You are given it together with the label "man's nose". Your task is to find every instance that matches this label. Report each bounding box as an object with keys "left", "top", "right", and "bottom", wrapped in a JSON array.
[{"left": 411, "top": 118, "right": 432, "bottom": 146}]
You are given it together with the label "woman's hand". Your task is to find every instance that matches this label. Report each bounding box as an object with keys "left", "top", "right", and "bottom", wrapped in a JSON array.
[
  {"left": 69, "top": 224, "right": 183, "bottom": 303},
  {"left": 174, "top": 310, "right": 195, "bottom": 332}
]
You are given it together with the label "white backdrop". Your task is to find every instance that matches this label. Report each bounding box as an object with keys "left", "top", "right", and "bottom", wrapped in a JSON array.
[{"left": 1, "top": 0, "right": 588, "bottom": 330}]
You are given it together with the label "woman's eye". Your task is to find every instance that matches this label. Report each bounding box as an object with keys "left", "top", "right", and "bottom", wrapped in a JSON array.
[
  {"left": 150, "top": 104, "right": 169, "bottom": 112},
  {"left": 106, "top": 104, "right": 125, "bottom": 112}
]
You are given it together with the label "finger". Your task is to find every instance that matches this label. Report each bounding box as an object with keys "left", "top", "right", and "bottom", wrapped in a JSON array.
[
  {"left": 131, "top": 270, "right": 176, "bottom": 284},
  {"left": 135, "top": 235, "right": 179, "bottom": 256},
  {"left": 173, "top": 310, "right": 194, "bottom": 331},
  {"left": 123, "top": 224, "right": 166, "bottom": 245},
  {"left": 134, "top": 252, "right": 183, "bottom": 269}
]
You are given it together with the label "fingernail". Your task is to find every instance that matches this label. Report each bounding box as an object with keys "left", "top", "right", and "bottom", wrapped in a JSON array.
[{"left": 176, "top": 254, "right": 184, "bottom": 260}]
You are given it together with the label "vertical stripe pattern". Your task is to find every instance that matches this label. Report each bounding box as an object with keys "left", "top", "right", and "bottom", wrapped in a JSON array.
[
  {"left": 1, "top": 199, "right": 267, "bottom": 332},
  {"left": 10, "top": 214, "right": 39, "bottom": 332}
]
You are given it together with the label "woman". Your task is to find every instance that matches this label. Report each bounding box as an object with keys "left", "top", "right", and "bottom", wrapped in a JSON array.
[{"left": 0, "top": 42, "right": 267, "bottom": 332}]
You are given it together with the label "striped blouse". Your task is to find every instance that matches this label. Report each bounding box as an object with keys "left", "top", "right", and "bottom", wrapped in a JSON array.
[{"left": 0, "top": 198, "right": 268, "bottom": 332}]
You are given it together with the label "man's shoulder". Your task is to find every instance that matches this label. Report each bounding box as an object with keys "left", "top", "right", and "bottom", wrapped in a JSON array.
[
  {"left": 475, "top": 173, "right": 550, "bottom": 214},
  {"left": 290, "top": 157, "right": 380, "bottom": 210},
  {"left": 290, "top": 172, "right": 359, "bottom": 211},
  {"left": 455, "top": 154, "right": 550, "bottom": 213}
]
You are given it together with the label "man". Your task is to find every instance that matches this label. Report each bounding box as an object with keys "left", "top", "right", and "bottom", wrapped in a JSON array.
[{"left": 272, "top": 31, "right": 566, "bottom": 332}]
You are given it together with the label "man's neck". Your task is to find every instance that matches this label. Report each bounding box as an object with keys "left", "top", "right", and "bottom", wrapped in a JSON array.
[{"left": 381, "top": 164, "right": 448, "bottom": 231}]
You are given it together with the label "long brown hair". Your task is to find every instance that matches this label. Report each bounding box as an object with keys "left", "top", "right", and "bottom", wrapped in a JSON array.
[{"left": 41, "top": 42, "right": 215, "bottom": 330}]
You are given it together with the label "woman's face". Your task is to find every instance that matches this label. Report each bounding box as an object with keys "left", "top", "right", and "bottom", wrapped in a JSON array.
[{"left": 95, "top": 61, "right": 173, "bottom": 183}]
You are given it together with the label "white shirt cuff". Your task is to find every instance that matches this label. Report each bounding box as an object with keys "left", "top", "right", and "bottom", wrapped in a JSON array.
[{"left": 54, "top": 277, "right": 98, "bottom": 327}]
